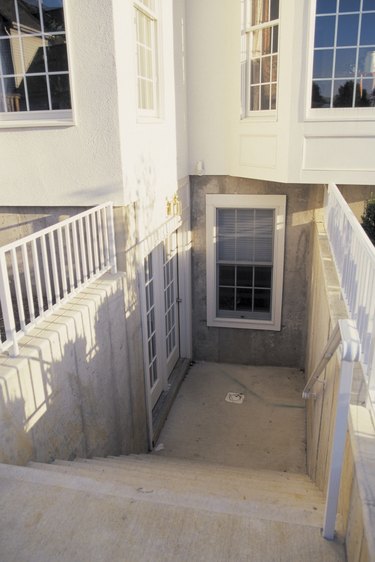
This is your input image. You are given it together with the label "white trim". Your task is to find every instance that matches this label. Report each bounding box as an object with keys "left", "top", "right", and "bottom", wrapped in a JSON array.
[{"left": 206, "top": 194, "right": 286, "bottom": 331}]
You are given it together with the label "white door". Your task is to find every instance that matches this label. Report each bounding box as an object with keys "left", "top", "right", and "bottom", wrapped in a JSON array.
[
  {"left": 163, "top": 232, "right": 180, "bottom": 376},
  {"left": 143, "top": 231, "right": 180, "bottom": 409}
]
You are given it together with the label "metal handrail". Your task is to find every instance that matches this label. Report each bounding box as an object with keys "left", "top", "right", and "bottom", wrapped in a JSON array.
[
  {"left": 303, "top": 318, "right": 360, "bottom": 540},
  {"left": 0, "top": 202, "right": 117, "bottom": 357}
]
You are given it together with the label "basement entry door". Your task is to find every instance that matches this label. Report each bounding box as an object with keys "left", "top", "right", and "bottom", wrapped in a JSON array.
[{"left": 143, "top": 231, "right": 180, "bottom": 409}]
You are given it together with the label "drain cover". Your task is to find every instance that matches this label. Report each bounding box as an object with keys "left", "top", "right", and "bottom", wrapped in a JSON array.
[{"left": 225, "top": 392, "right": 245, "bottom": 404}]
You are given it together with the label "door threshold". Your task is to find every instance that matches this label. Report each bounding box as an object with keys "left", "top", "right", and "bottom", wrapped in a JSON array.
[{"left": 152, "top": 358, "right": 190, "bottom": 447}]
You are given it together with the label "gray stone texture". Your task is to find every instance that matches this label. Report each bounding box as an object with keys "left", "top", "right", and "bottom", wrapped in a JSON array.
[{"left": 190, "top": 175, "right": 324, "bottom": 368}]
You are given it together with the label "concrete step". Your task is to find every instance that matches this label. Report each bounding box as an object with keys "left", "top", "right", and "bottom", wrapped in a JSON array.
[
  {"left": 0, "top": 462, "right": 346, "bottom": 562},
  {"left": 37, "top": 455, "right": 322, "bottom": 499},
  {"left": 27, "top": 457, "right": 325, "bottom": 528}
]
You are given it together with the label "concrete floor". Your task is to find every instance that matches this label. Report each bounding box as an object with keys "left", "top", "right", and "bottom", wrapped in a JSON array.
[{"left": 155, "top": 361, "right": 307, "bottom": 473}]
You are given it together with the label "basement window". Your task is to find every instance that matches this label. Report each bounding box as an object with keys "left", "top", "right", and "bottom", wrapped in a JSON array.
[
  {"left": 206, "top": 194, "right": 286, "bottom": 330},
  {"left": 0, "top": 0, "right": 73, "bottom": 126}
]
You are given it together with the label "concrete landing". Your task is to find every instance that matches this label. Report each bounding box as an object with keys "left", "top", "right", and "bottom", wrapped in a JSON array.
[
  {"left": 154, "top": 362, "right": 306, "bottom": 472},
  {"left": 0, "top": 460, "right": 345, "bottom": 562}
]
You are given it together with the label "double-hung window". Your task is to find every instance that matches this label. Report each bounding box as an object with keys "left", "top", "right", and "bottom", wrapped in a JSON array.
[
  {"left": 206, "top": 194, "right": 286, "bottom": 330},
  {"left": 311, "top": 0, "right": 375, "bottom": 108},
  {"left": 134, "top": 0, "right": 159, "bottom": 116},
  {"left": 0, "top": 0, "right": 72, "bottom": 124},
  {"left": 241, "top": 0, "right": 279, "bottom": 116}
]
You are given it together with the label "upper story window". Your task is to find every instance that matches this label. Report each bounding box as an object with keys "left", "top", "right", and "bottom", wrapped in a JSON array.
[
  {"left": 134, "top": 0, "right": 159, "bottom": 117},
  {"left": 0, "top": 0, "right": 72, "bottom": 123},
  {"left": 241, "top": 0, "right": 279, "bottom": 116},
  {"left": 312, "top": 0, "right": 375, "bottom": 108}
]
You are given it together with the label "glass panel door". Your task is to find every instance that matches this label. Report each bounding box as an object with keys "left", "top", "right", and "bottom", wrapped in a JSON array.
[{"left": 163, "top": 232, "right": 180, "bottom": 376}]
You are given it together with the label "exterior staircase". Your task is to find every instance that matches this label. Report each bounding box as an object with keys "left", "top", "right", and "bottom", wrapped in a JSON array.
[{"left": 0, "top": 454, "right": 346, "bottom": 562}]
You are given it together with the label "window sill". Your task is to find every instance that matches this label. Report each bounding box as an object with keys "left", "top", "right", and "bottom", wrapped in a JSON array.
[
  {"left": 0, "top": 110, "right": 74, "bottom": 129},
  {"left": 207, "top": 316, "right": 281, "bottom": 331},
  {"left": 305, "top": 107, "right": 375, "bottom": 123},
  {"left": 240, "top": 110, "right": 278, "bottom": 123}
]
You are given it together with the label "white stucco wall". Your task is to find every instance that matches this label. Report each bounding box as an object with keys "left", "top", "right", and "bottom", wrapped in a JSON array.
[
  {"left": 0, "top": 0, "right": 125, "bottom": 207},
  {"left": 186, "top": 0, "right": 375, "bottom": 185}
]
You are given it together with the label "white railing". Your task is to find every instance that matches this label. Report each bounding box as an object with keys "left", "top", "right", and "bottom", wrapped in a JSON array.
[
  {"left": 303, "top": 319, "right": 360, "bottom": 540},
  {"left": 324, "top": 183, "right": 375, "bottom": 408},
  {"left": 0, "top": 202, "right": 117, "bottom": 357}
]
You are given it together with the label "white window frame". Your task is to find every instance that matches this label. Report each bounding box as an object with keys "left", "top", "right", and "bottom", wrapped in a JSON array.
[
  {"left": 0, "top": 0, "right": 74, "bottom": 128},
  {"left": 241, "top": 0, "right": 280, "bottom": 118},
  {"left": 306, "top": 0, "right": 375, "bottom": 121},
  {"left": 134, "top": 0, "right": 159, "bottom": 119},
  {"left": 206, "top": 194, "right": 286, "bottom": 331}
]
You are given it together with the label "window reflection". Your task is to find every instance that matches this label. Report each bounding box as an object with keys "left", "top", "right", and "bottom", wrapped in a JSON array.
[
  {"left": 0, "top": 0, "right": 70, "bottom": 113},
  {"left": 312, "top": 0, "right": 375, "bottom": 108}
]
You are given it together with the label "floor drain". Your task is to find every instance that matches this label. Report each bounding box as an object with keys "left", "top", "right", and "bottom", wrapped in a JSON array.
[{"left": 225, "top": 392, "right": 245, "bottom": 404}]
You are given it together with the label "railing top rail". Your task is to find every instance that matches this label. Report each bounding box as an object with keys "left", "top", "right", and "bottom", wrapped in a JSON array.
[
  {"left": 326, "top": 183, "right": 375, "bottom": 259},
  {"left": 0, "top": 202, "right": 114, "bottom": 254},
  {"left": 302, "top": 319, "right": 360, "bottom": 400}
]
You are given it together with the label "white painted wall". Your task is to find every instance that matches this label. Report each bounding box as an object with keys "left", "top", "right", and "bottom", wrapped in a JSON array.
[
  {"left": 186, "top": 0, "right": 375, "bottom": 185},
  {"left": 173, "top": 0, "right": 189, "bottom": 181},
  {"left": 0, "top": 0, "right": 124, "bottom": 206},
  {"left": 112, "top": 0, "right": 181, "bottom": 242}
]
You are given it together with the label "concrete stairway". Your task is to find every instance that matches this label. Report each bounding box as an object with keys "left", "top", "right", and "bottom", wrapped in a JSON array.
[{"left": 0, "top": 455, "right": 346, "bottom": 562}]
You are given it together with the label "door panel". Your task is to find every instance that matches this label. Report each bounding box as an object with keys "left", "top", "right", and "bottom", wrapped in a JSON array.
[{"left": 163, "top": 232, "right": 180, "bottom": 376}]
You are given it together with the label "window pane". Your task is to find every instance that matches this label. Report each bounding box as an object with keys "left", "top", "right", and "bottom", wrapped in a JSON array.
[
  {"left": 262, "top": 27, "right": 272, "bottom": 55},
  {"left": 315, "top": 16, "right": 336, "bottom": 48},
  {"left": 272, "top": 26, "right": 278, "bottom": 53},
  {"left": 218, "top": 287, "right": 235, "bottom": 311},
  {"left": 250, "top": 85, "right": 259, "bottom": 110},
  {"left": 46, "top": 34, "right": 68, "bottom": 72},
  {"left": 16, "top": 0, "right": 42, "bottom": 32},
  {"left": 271, "top": 54, "right": 277, "bottom": 81},
  {"left": 360, "top": 13, "right": 375, "bottom": 45},
  {"left": 22, "top": 36, "right": 45, "bottom": 74},
  {"left": 237, "top": 266, "right": 253, "bottom": 287},
  {"left": 261, "top": 55, "right": 271, "bottom": 82},
  {"left": 270, "top": 83, "right": 277, "bottom": 108},
  {"left": 334, "top": 48, "right": 356, "bottom": 77},
  {"left": 237, "top": 288, "right": 252, "bottom": 311},
  {"left": 270, "top": 0, "right": 279, "bottom": 20},
  {"left": 254, "top": 289, "right": 271, "bottom": 312},
  {"left": 333, "top": 79, "right": 354, "bottom": 106},
  {"left": 260, "top": 83, "right": 270, "bottom": 109},
  {"left": 255, "top": 267, "right": 272, "bottom": 288},
  {"left": 0, "top": 37, "right": 23, "bottom": 76},
  {"left": 316, "top": 0, "right": 337, "bottom": 14},
  {"left": 219, "top": 265, "right": 235, "bottom": 286},
  {"left": 313, "top": 49, "right": 334, "bottom": 78},
  {"left": 4, "top": 76, "right": 25, "bottom": 111},
  {"left": 339, "top": 0, "right": 360, "bottom": 11},
  {"left": 42, "top": 0, "right": 65, "bottom": 32},
  {"left": 355, "top": 78, "right": 375, "bottom": 106},
  {"left": 337, "top": 14, "right": 359, "bottom": 46},
  {"left": 359, "top": 47, "right": 375, "bottom": 76},
  {"left": 49, "top": 73, "right": 70, "bottom": 109},
  {"left": 26, "top": 74, "right": 49, "bottom": 110},
  {"left": 312, "top": 80, "right": 332, "bottom": 107},
  {"left": 363, "top": 0, "right": 375, "bottom": 9},
  {"left": 251, "top": 59, "right": 260, "bottom": 83},
  {"left": 0, "top": 1, "right": 17, "bottom": 36}
]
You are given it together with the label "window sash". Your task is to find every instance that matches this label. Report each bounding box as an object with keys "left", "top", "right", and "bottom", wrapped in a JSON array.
[{"left": 135, "top": 1, "right": 158, "bottom": 116}]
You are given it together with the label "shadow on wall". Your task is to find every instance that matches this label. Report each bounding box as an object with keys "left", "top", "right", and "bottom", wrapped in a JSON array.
[{"left": 0, "top": 274, "right": 147, "bottom": 466}]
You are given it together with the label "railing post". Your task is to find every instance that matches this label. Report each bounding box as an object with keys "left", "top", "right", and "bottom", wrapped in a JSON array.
[
  {"left": 107, "top": 203, "right": 117, "bottom": 274},
  {"left": 322, "top": 319, "right": 360, "bottom": 540},
  {"left": 0, "top": 250, "right": 19, "bottom": 356}
]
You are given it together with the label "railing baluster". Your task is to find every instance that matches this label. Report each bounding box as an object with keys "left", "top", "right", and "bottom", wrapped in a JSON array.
[
  {"left": 72, "top": 221, "right": 82, "bottom": 287},
  {"left": 97, "top": 209, "right": 105, "bottom": 269},
  {"left": 0, "top": 250, "right": 18, "bottom": 355},
  {"left": 41, "top": 234, "right": 53, "bottom": 311},
  {"left": 102, "top": 207, "right": 110, "bottom": 266},
  {"left": 49, "top": 231, "right": 60, "bottom": 304},
  {"left": 107, "top": 203, "right": 117, "bottom": 274},
  {"left": 10, "top": 248, "right": 26, "bottom": 332},
  {"left": 91, "top": 212, "right": 99, "bottom": 273},
  {"left": 57, "top": 227, "right": 67, "bottom": 299},
  {"left": 31, "top": 239, "right": 44, "bottom": 317},
  {"left": 79, "top": 218, "right": 88, "bottom": 283},
  {"left": 65, "top": 225, "right": 75, "bottom": 292},
  {"left": 21, "top": 243, "right": 35, "bottom": 324},
  {"left": 85, "top": 215, "right": 94, "bottom": 277}
]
